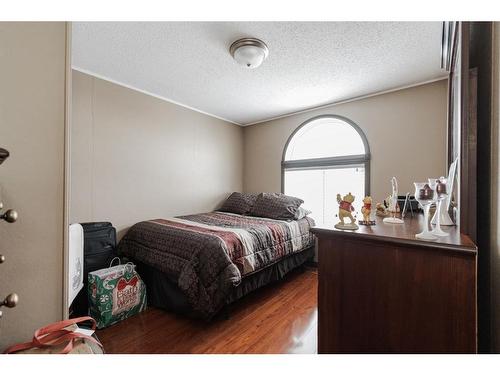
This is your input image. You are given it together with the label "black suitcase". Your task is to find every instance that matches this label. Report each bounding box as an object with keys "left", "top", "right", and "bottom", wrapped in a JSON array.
[{"left": 70, "top": 222, "right": 117, "bottom": 317}]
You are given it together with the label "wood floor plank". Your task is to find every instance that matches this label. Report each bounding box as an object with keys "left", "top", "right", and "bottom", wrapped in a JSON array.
[{"left": 97, "top": 268, "right": 318, "bottom": 354}]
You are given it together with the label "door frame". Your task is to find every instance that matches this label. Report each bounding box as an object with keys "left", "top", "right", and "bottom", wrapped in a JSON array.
[{"left": 62, "top": 22, "right": 72, "bottom": 319}]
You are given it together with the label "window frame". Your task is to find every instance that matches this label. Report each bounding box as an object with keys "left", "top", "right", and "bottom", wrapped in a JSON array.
[{"left": 281, "top": 114, "right": 371, "bottom": 195}]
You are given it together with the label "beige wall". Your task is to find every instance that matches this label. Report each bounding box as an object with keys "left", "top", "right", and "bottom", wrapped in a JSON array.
[
  {"left": 243, "top": 80, "right": 448, "bottom": 204},
  {"left": 0, "top": 23, "right": 67, "bottom": 349},
  {"left": 490, "top": 22, "right": 500, "bottom": 353},
  {"left": 70, "top": 71, "right": 244, "bottom": 238}
]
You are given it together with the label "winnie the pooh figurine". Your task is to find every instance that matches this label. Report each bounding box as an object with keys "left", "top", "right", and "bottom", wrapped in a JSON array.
[
  {"left": 359, "top": 196, "right": 376, "bottom": 225},
  {"left": 335, "top": 192, "right": 359, "bottom": 230}
]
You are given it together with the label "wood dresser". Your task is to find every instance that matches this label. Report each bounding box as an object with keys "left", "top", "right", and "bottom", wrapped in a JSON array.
[{"left": 311, "top": 215, "right": 477, "bottom": 353}]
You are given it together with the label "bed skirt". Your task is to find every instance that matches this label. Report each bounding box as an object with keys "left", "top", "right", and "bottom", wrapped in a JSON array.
[{"left": 134, "top": 245, "right": 315, "bottom": 319}]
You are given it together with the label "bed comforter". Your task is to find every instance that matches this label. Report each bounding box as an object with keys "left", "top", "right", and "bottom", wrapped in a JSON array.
[{"left": 118, "top": 211, "right": 315, "bottom": 318}]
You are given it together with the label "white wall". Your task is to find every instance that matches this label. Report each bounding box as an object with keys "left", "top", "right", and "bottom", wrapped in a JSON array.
[
  {"left": 70, "top": 71, "right": 244, "bottom": 238},
  {"left": 0, "top": 22, "right": 67, "bottom": 350},
  {"left": 243, "top": 80, "right": 448, "bottom": 205}
]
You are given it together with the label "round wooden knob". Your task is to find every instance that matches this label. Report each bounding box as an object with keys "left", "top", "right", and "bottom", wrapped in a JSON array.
[
  {"left": 0, "top": 254, "right": 5, "bottom": 263},
  {"left": 2, "top": 209, "right": 18, "bottom": 223},
  {"left": 2, "top": 293, "right": 19, "bottom": 308},
  {"left": 0, "top": 147, "right": 9, "bottom": 165}
]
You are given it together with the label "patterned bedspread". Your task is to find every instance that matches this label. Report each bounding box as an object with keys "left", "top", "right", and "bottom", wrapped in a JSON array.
[{"left": 118, "top": 211, "right": 315, "bottom": 318}]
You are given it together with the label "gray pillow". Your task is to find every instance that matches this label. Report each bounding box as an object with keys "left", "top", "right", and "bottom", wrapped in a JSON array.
[
  {"left": 219, "top": 192, "right": 258, "bottom": 215},
  {"left": 248, "top": 193, "right": 304, "bottom": 220}
]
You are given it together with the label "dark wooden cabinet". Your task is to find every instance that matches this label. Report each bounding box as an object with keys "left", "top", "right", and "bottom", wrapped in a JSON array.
[{"left": 312, "top": 216, "right": 477, "bottom": 353}]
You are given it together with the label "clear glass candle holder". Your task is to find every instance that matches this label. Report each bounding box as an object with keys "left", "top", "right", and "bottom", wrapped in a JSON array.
[
  {"left": 414, "top": 182, "right": 437, "bottom": 241},
  {"left": 428, "top": 178, "right": 449, "bottom": 237}
]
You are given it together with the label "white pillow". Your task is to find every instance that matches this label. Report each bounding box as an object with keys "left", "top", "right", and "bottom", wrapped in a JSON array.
[{"left": 294, "top": 206, "right": 312, "bottom": 220}]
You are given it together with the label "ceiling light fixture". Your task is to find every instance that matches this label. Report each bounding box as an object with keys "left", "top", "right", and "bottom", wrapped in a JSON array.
[{"left": 229, "top": 38, "right": 269, "bottom": 69}]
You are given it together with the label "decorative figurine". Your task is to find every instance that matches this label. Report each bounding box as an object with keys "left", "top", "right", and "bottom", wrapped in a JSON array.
[
  {"left": 359, "top": 196, "right": 375, "bottom": 225},
  {"left": 383, "top": 177, "right": 404, "bottom": 224},
  {"left": 335, "top": 192, "right": 359, "bottom": 230},
  {"left": 376, "top": 202, "right": 389, "bottom": 217}
]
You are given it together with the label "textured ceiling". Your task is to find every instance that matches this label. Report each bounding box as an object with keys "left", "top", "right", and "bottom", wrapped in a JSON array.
[{"left": 72, "top": 22, "right": 446, "bottom": 125}]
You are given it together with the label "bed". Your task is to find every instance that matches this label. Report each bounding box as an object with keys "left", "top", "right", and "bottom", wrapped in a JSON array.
[{"left": 118, "top": 211, "right": 315, "bottom": 319}]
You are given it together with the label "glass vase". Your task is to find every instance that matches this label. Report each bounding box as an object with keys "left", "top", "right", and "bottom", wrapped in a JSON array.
[
  {"left": 428, "top": 178, "right": 449, "bottom": 237},
  {"left": 414, "top": 182, "right": 437, "bottom": 241}
]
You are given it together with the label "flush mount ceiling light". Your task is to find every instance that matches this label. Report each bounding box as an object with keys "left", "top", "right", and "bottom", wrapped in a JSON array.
[{"left": 229, "top": 38, "right": 269, "bottom": 69}]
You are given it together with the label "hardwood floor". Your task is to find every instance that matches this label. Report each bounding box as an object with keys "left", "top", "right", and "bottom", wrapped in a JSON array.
[{"left": 97, "top": 267, "right": 317, "bottom": 354}]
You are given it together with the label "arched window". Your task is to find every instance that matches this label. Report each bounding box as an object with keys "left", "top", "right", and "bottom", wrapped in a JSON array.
[{"left": 282, "top": 115, "right": 370, "bottom": 227}]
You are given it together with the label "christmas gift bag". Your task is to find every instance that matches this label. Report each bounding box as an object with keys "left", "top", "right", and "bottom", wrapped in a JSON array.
[{"left": 88, "top": 257, "right": 146, "bottom": 329}]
